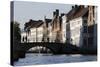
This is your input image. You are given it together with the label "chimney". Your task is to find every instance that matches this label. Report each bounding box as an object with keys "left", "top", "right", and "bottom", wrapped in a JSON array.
[
  {"left": 75, "top": 5, "right": 78, "bottom": 8},
  {"left": 29, "top": 19, "right": 33, "bottom": 23},
  {"left": 61, "top": 13, "right": 65, "bottom": 17},
  {"left": 53, "top": 11, "right": 56, "bottom": 17},
  {"left": 81, "top": 5, "right": 84, "bottom": 8},
  {"left": 72, "top": 6, "right": 74, "bottom": 9},
  {"left": 56, "top": 9, "right": 59, "bottom": 16},
  {"left": 79, "top": 5, "right": 84, "bottom": 8}
]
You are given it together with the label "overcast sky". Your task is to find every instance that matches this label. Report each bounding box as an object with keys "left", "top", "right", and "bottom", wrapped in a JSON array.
[{"left": 13, "top": 1, "right": 72, "bottom": 30}]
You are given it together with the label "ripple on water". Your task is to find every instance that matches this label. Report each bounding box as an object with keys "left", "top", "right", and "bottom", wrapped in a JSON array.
[{"left": 14, "top": 53, "right": 97, "bottom": 66}]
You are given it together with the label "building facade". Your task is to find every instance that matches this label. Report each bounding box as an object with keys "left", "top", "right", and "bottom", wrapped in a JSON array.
[
  {"left": 62, "top": 14, "right": 67, "bottom": 43},
  {"left": 66, "top": 5, "right": 97, "bottom": 48},
  {"left": 68, "top": 17, "right": 83, "bottom": 47},
  {"left": 21, "top": 31, "right": 27, "bottom": 43},
  {"left": 21, "top": 6, "right": 97, "bottom": 49},
  {"left": 50, "top": 9, "right": 66, "bottom": 43},
  {"left": 21, "top": 19, "right": 44, "bottom": 43}
]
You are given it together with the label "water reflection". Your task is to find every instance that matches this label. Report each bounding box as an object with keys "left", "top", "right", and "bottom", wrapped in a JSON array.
[
  {"left": 14, "top": 53, "right": 97, "bottom": 66},
  {"left": 27, "top": 46, "right": 52, "bottom": 53}
]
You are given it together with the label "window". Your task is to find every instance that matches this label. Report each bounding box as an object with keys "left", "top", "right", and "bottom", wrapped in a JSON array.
[
  {"left": 88, "top": 26, "right": 94, "bottom": 33},
  {"left": 77, "top": 21, "right": 80, "bottom": 24},
  {"left": 83, "top": 38, "right": 87, "bottom": 47},
  {"left": 83, "top": 20, "right": 87, "bottom": 26},
  {"left": 83, "top": 26, "right": 87, "bottom": 33},
  {"left": 66, "top": 24, "right": 70, "bottom": 31}
]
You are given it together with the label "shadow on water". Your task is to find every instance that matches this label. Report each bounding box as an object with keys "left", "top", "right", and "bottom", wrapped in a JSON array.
[{"left": 14, "top": 53, "right": 97, "bottom": 66}]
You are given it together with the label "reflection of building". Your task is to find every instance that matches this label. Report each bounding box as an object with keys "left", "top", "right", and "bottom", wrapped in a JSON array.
[{"left": 66, "top": 5, "right": 97, "bottom": 48}]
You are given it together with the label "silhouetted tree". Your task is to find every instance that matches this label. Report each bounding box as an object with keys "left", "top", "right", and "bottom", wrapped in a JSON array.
[
  {"left": 11, "top": 21, "right": 21, "bottom": 65},
  {"left": 13, "top": 21, "right": 21, "bottom": 42}
]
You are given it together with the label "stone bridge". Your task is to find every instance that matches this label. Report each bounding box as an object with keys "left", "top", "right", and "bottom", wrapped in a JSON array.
[
  {"left": 17, "top": 42, "right": 79, "bottom": 58},
  {"left": 19, "top": 42, "right": 65, "bottom": 54},
  {"left": 11, "top": 42, "right": 78, "bottom": 65}
]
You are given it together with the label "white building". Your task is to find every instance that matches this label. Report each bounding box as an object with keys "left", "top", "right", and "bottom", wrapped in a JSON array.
[
  {"left": 22, "top": 10, "right": 67, "bottom": 43},
  {"left": 50, "top": 9, "right": 67, "bottom": 43},
  {"left": 66, "top": 5, "right": 88, "bottom": 47},
  {"left": 66, "top": 5, "right": 96, "bottom": 48},
  {"left": 21, "top": 31, "right": 27, "bottom": 43},
  {"left": 42, "top": 17, "right": 52, "bottom": 42},
  {"left": 37, "top": 25, "right": 44, "bottom": 42},
  {"left": 62, "top": 14, "right": 67, "bottom": 43},
  {"left": 22, "top": 20, "right": 44, "bottom": 43},
  {"left": 29, "top": 27, "right": 37, "bottom": 42},
  {"left": 68, "top": 17, "right": 83, "bottom": 47}
]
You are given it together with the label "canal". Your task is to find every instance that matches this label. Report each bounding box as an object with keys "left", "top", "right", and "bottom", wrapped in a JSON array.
[{"left": 14, "top": 53, "right": 97, "bottom": 66}]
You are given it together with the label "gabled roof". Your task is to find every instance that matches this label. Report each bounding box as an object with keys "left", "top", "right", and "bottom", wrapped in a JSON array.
[
  {"left": 67, "top": 6, "right": 88, "bottom": 21},
  {"left": 74, "top": 7, "right": 88, "bottom": 18},
  {"left": 45, "top": 18, "right": 52, "bottom": 27},
  {"left": 24, "top": 19, "right": 44, "bottom": 30},
  {"left": 31, "top": 20, "right": 43, "bottom": 28},
  {"left": 45, "top": 18, "right": 52, "bottom": 23}
]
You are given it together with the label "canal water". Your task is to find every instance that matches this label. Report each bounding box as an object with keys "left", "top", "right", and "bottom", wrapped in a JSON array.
[{"left": 14, "top": 53, "right": 97, "bottom": 66}]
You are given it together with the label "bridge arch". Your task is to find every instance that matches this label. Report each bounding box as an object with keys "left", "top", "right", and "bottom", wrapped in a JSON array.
[
  {"left": 27, "top": 46, "right": 53, "bottom": 53},
  {"left": 24, "top": 44, "right": 57, "bottom": 53},
  {"left": 20, "top": 42, "right": 64, "bottom": 54}
]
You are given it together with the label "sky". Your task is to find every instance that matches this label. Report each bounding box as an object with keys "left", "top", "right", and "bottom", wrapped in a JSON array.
[{"left": 13, "top": 1, "right": 73, "bottom": 30}]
